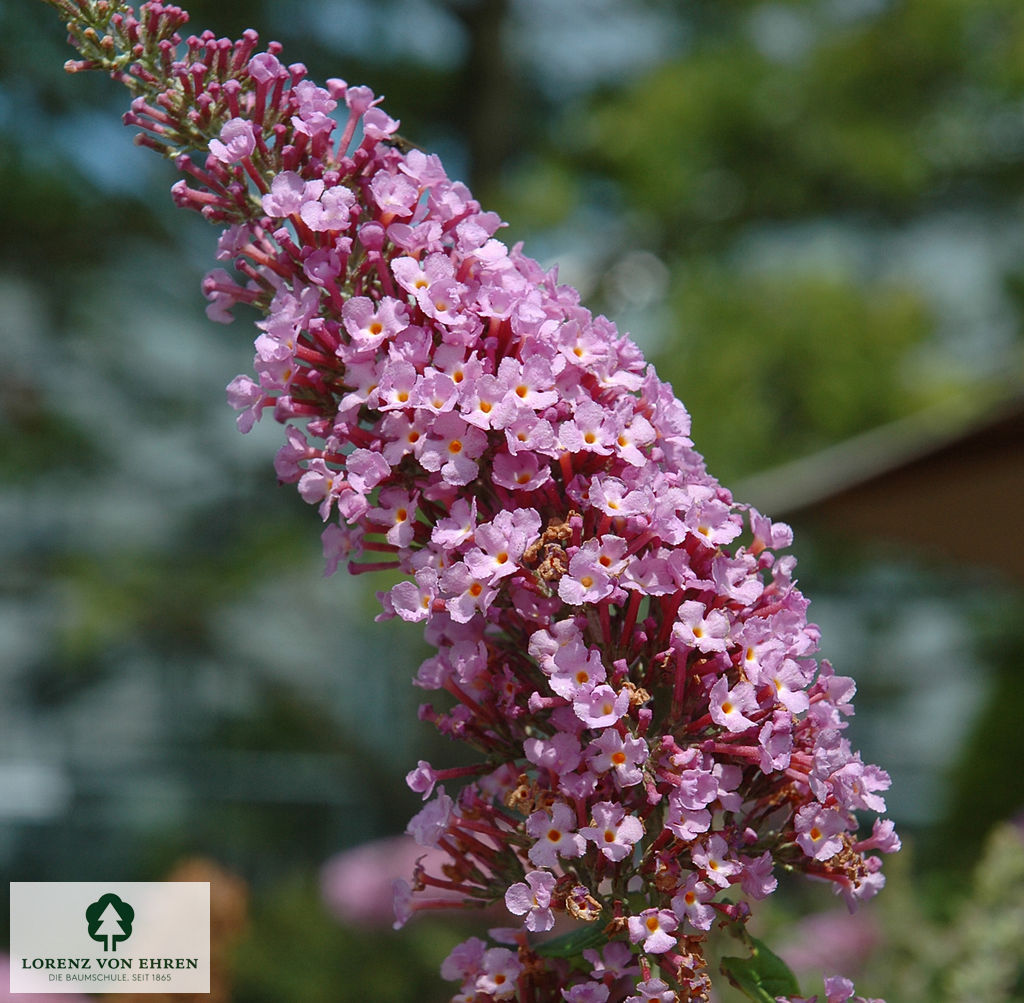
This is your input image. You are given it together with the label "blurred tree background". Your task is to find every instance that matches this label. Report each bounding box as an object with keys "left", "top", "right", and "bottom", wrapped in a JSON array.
[{"left": 2, "top": 0, "right": 1023, "bottom": 1000}]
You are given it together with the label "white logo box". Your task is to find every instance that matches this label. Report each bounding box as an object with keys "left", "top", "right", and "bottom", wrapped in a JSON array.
[{"left": 10, "top": 882, "right": 210, "bottom": 994}]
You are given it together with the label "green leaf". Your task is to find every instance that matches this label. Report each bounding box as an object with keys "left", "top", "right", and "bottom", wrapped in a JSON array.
[
  {"left": 533, "top": 922, "right": 608, "bottom": 959},
  {"left": 720, "top": 933, "right": 802, "bottom": 1003}
]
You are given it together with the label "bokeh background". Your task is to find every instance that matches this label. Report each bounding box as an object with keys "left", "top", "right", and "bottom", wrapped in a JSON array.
[{"left": 3, "top": 0, "right": 1023, "bottom": 1000}]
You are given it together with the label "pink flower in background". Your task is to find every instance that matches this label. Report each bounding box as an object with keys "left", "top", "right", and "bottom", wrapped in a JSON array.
[
  {"left": 777, "top": 909, "right": 882, "bottom": 980},
  {"left": 0, "top": 955, "right": 90, "bottom": 1003},
  {"left": 321, "top": 836, "right": 457, "bottom": 927}
]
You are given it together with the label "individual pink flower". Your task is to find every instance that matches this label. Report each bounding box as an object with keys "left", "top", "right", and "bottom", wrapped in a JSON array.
[
  {"left": 440, "top": 937, "right": 487, "bottom": 984},
  {"left": 585, "top": 728, "right": 648, "bottom": 787},
  {"left": 581, "top": 941, "right": 640, "bottom": 981},
  {"left": 823, "top": 974, "right": 885, "bottom": 1003},
  {"left": 626, "top": 908, "right": 678, "bottom": 954},
  {"left": 405, "top": 760, "right": 438, "bottom": 800},
  {"left": 504, "top": 869, "right": 556, "bottom": 932},
  {"left": 417, "top": 413, "right": 488, "bottom": 486},
  {"left": 209, "top": 116, "right": 255, "bottom": 162},
  {"left": 691, "top": 833, "right": 742, "bottom": 888},
  {"left": 439, "top": 562, "right": 497, "bottom": 623},
  {"left": 367, "top": 487, "right": 419, "bottom": 547},
  {"left": 341, "top": 295, "right": 408, "bottom": 350},
  {"left": 625, "top": 978, "right": 677, "bottom": 1002},
  {"left": 740, "top": 849, "right": 778, "bottom": 900},
  {"left": 492, "top": 450, "right": 552, "bottom": 492},
  {"left": 573, "top": 683, "right": 630, "bottom": 728},
  {"left": 475, "top": 948, "right": 521, "bottom": 1000},
  {"left": 559, "top": 540, "right": 617, "bottom": 605},
  {"left": 580, "top": 801, "right": 644, "bottom": 862},
  {"left": 299, "top": 183, "right": 356, "bottom": 231},
  {"left": 525, "top": 801, "right": 586, "bottom": 868},
  {"left": 405, "top": 788, "right": 453, "bottom": 847},
  {"left": 559, "top": 399, "right": 617, "bottom": 456},
  {"left": 262, "top": 170, "right": 315, "bottom": 216},
  {"left": 464, "top": 509, "right": 540, "bottom": 585},
  {"left": 671, "top": 874, "right": 717, "bottom": 931},
  {"left": 795, "top": 804, "right": 849, "bottom": 861},
  {"left": 562, "top": 984, "right": 610, "bottom": 1003},
  {"left": 709, "top": 676, "right": 759, "bottom": 733},
  {"left": 854, "top": 817, "right": 902, "bottom": 855},
  {"left": 523, "top": 731, "right": 583, "bottom": 777},
  {"left": 672, "top": 600, "right": 731, "bottom": 654},
  {"left": 548, "top": 642, "right": 607, "bottom": 701}
]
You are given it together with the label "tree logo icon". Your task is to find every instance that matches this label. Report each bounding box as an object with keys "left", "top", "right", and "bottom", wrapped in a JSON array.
[{"left": 85, "top": 893, "right": 135, "bottom": 952}]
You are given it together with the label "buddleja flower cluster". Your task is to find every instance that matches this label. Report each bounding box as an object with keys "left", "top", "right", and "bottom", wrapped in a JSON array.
[{"left": 47, "top": 3, "right": 899, "bottom": 1000}]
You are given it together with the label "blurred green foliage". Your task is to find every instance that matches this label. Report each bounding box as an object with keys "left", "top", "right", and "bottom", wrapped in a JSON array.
[
  {"left": 748, "top": 821, "right": 1024, "bottom": 1003},
  {"left": 660, "top": 266, "right": 933, "bottom": 479},
  {"left": 232, "top": 878, "right": 456, "bottom": 1003}
]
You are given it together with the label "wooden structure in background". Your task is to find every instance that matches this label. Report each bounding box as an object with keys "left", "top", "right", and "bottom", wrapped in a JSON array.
[{"left": 736, "top": 396, "right": 1024, "bottom": 581}]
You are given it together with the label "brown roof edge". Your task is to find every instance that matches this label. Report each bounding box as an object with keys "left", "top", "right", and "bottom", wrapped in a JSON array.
[{"left": 732, "top": 392, "right": 1024, "bottom": 521}]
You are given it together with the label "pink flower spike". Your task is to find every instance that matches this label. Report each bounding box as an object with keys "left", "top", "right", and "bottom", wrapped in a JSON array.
[{"left": 52, "top": 15, "right": 900, "bottom": 995}]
